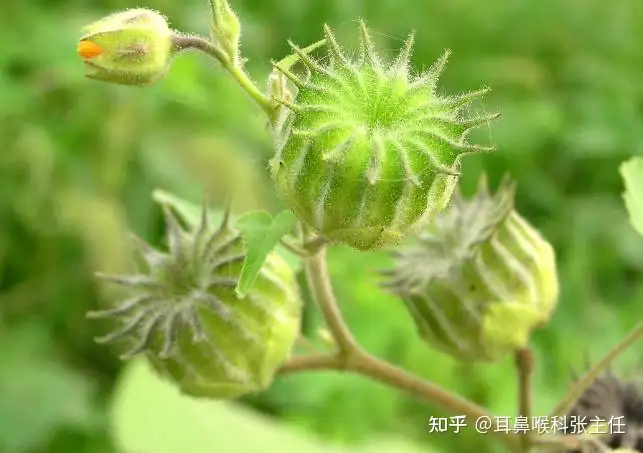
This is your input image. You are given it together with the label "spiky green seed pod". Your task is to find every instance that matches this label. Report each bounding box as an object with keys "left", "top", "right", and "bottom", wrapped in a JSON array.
[
  {"left": 270, "top": 22, "right": 499, "bottom": 251},
  {"left": 381, "top": 176, "right": 558, "bottom": 362},
  {"left": 88, "top": 201, "right": 302, "bottom": 399}
]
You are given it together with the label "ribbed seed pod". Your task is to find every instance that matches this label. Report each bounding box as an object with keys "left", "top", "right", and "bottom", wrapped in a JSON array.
[
  {"left": 270, "top": 22, "right": 499, "bottom": 251},
  {"left": 381, "top": 175, "right": 558, "bottom": 362},
  {"left": 88, "top": 201, "right": 302, "bottom": 399}
]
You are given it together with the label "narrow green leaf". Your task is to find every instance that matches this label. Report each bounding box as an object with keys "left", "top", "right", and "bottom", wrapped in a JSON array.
[
  {"left": 620, "top": 157, "right": 643, "bottom": 237},
  {"left": 234, "top": 209, "right": 297, "bottom": 297}
]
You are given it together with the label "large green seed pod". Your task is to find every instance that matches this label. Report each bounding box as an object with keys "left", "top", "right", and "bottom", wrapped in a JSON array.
[
  {"left": 382, "top": 176, "right": 558, "bottom": 362},
  {"left": 89, "top": 201, "right": 302, "bottom": 399},
  {"left": 270, "top": 22, "right": 499, "bottom": 251}
]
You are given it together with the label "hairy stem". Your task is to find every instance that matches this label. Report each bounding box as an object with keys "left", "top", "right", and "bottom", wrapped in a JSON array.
[
  {"left": 171, "top": 33, "right": 275, "bottom": 119},
  {"left": 549, "top": 321, "right": 643, "bottom": 418},
  {"left": 515, "top": 348, "right": 534, "bottom": 452}
]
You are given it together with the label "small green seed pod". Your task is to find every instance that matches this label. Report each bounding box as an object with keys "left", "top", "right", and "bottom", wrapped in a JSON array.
[
  {"left": 381, "top": 176, "right": 558, "bottom": 362},
  {"left": 270, "top": 22, "right": 499, "bottom": 251},
  {"left": 89, "top": 201, "right": 302, "bottom": 399}
]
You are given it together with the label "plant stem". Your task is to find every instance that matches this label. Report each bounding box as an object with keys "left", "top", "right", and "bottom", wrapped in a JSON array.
[
  {"left": 171, "top": 33, "right": 275, "bottom": 119},
  {"left": 515, "top": 348, "right": 534, "bottom": 452},
  {"left": 303, "top": 246, "right": 360, "bottom": 355},
  {"left": 548, "top": 321, "right": 643, "bottom": 418},
  {"left": 292, "top": 244, "right": 522, "bottom": 451}
]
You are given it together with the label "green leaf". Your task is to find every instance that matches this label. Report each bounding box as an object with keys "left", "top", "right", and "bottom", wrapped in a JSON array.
[
  {"left": 110, "top": 359, "right": 439, "bottom": 453},
  {"left": 152, "top": 189, "right": 302, "bottom": 272},
  {"left": 234, "top": 209, "right": 297, "bottom": 297},
  {"left": 620, "top": 157, "right": 643, "bottom": 237}
]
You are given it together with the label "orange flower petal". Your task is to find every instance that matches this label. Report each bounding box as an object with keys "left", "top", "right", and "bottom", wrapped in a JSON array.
[{"left": 77, "top": 40, "right": 104, "bottom": 59}]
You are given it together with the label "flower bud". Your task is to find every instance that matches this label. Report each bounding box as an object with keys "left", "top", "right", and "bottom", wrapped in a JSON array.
[
  {"left": 88, "top": 199, "right": 302, "bottom": 399},
  {"left": 381, "top": 176, "right": 558, "bottom": 362},
  {"left": 270, "top": 22, "right": 499, "bottom": 251},
  {"left": 77, "top": 8, "right": 176, "bottom": 86}
]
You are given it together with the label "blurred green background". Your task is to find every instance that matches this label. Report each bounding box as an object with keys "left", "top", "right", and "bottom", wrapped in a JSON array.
[{"left": 3, "top": 0, "right": 643, "bottom": 452}]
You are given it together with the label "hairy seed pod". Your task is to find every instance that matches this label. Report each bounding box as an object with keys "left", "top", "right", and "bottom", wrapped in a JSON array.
[
  {"left": 88, "top": 200, "right": 302, "bottom": 399},
  {"left": 381, "top": 175, "right": 558, "bottom": 362},
  {"left": 561, "top": 370, "right": 643, "bottom": 453},
  {"left": 270, "top": 22, "right": 499, "bottom": 251}
]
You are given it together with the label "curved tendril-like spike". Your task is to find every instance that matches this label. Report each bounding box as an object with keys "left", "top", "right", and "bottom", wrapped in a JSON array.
[
  {"left": 390, "top": 31, "right": 415, "bottom": 76},
  {"left": 292, "top": 120, "right": 345, "bottom": 138},
  {"left": 441, "top": 87, "right": 491, "bottom": 110},
  {"left": 366, "top": 133, "right": 386, "bottom": 185},
  {"left": 358, "top": 20, "right": 381, "bottom": 69},
  {"left": 129, "top": 233, "right": 165, "bottom": 268},
  {"left": 86, "top": 294, "right": 156, "bottom": 319},
  {"left": 163, "top": 207, "right": 184, "bottom": 258},
  {"left": 419, "top": 112, "right": 501, "bottom": 133},
  {"left": 183, "top": 307, "right": 207, "bottom": 342},
  {"left": 390, "top": 139, "right": 421, "bottom": 187},
  {"left": 456, "top": 143, "right": 495, "bottom": 158},
  {"left": 193, "top": 290, "right": 232, "bottom": 320},
  {"left": 219, "top": 195, "right": 233, "bottom": 234},
  {"left": 271, "top": 96, "right": 301, "bottom": 112},
  {"left": 210, "top": 252, "right": 245, "bottom": 272},
  {"left": 410, "top": 49, "right": 451, "bottom": 89},
  {"left": 297, "top": 104, "right": 345, "bottom": 115},
  {"left": 323, "top": 24, "right": 351, "bottom": 67},
  {"left": 193, "top": 192, "right": 210, "bottom": 245},
  {"left": 272, "top": 61, "right": 305, "bottom": 88},
  {"left": 158, "top": 311, "right": 179, "bottom": 359},
  {"left": 94, "top": 309, "right": 149, "bottom": 345},
  {"left": 205, "top": 276, "right": 238, "bottom": 289},
  {"left": 322, "top": 134, "right": 355, "bottom": 163},
  {"left": 120, "top": 312, "right": 163, "bottom": 359},
  {"left": 287, "top": 40, "right": 328, "bottom": 75},
  {"left": 95, "top": 272, "right": 165, "bottom": 289},
  {"left": 403, "top": 137, "right": 461, "bottom": 177}
]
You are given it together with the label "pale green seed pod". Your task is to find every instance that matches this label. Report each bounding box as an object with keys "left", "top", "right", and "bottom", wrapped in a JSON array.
[
  {"left": 77, "top": 8, "right": 175, "bottom": 86},
  {"left": 382, "top": 176, "right": 559, "bottom": 362},
  {"left": 88, "top": 200, "right": 302, "bottom": 399},
  {"left": 270, "top": 22, "right": 499, "bottom": 251}
]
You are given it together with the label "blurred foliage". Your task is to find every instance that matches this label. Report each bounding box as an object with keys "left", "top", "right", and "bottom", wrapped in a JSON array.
[{"left": 2, "top": 0, "right": 643, "bottom": 452}]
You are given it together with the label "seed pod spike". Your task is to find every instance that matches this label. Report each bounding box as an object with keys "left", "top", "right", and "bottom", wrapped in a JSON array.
[
  {"left": 271, "top": 23, "right": 499, "bottom": 251},
  {"left": 89, "top": 192, "right": 302, "bottom": 399}
]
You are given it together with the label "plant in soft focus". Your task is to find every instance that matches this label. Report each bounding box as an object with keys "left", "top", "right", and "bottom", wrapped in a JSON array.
[{"left": 78, "top": 1, "right": 643, "bottom": 452}]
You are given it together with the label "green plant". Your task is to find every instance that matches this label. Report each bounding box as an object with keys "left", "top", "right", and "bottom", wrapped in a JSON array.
[{"left": 77, "top": 1, "right": 643, "bottom": 452}]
